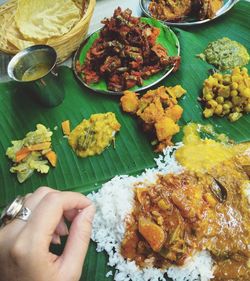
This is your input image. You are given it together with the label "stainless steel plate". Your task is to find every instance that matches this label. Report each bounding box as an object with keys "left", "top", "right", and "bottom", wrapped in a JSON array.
[
  {"left": 139, "top": 0, "right": 240, "bottom": 27},
  {"left": 72, "top": 18, "right": 180, "bottom": 95}
]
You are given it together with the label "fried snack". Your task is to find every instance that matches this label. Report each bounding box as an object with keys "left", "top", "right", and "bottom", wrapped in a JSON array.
[
  {"left": 0, "top": 8, "right": 19, "bottom": 53},
  {"left": 77, "top": 7, "right": 180, "bottom": 92},
  {"left": 120, "top": 85, "right": 186, "bottom": 152},
  {"left": 149, "top": 0, "right": 223, "bottom": 22},
  {"left": 15, "top": 0, "right": 80, "bottom": 41},
  {"left": 6, "top": 15, "right": 35, "bottom": 50}
]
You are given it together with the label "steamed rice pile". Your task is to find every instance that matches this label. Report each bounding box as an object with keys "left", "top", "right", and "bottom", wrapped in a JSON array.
[{"left": 88, "top": 144, "right": 214, "bottom": 281}]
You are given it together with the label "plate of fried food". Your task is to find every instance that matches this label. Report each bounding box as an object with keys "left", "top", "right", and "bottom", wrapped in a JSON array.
[
  {"left": 73, "top": 7, "right": 180, "bottom": 95},
  {"left": 140, "top": 0, "right": 240, "bottom": 26}
]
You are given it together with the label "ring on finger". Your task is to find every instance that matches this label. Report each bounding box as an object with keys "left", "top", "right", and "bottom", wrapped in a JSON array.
[
  {"left": 16, "top": 206, "right": 32, "bottom": 222},
  {"left": 0, "top": 196, "right": 32, "bottom": 228}
]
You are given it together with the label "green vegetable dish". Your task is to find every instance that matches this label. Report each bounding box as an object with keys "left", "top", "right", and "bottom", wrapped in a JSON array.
[{"left": 199, "top": 37, "right": 249, "bottom": 70}]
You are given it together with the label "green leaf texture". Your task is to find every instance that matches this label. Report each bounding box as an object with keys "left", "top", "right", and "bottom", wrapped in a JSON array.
[{"left": 0, "top": 2, "right": 249, "bottom": 280}]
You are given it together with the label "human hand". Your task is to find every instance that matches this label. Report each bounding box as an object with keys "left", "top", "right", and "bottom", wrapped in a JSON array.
[{"left": 0, "top": 187, "right": 95, "bottom": 281}]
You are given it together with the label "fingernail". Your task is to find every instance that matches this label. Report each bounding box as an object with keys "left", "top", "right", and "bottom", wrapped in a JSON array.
[
  {"left": 52, "top": 234, "right": 61, "bottom": 245},
  {"left": 80, "top": 204, "right": 96, "bottom": 222},
  {"left": 61, "top": 223, "right": 69, "bottom": 236}
]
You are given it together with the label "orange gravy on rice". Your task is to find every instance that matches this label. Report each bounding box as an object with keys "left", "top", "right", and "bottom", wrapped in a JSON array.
[{"left": 121, "top": 125, "right": 250, "bottom": 280}]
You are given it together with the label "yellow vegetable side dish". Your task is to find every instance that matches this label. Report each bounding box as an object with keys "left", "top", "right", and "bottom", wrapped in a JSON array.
[
  {"left": 120, "top": 85, "right": 186, "bottom": 151},
  {"left": 68, "top": 113, "right": 121, "bottom": 158},
  {"left": 201, "top": 67, "right": 250, "bottom": 122},
  {"left": 122, "top": 125, "right": 250, "bottom": 280}
]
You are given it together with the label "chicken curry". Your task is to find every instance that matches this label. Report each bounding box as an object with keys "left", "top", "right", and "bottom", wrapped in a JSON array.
[
  {"left": 148, "top": 0, "right": 223, "bottom": 22},
  {"left": 121, "top": 125, "right": 250, "bottom": 280}
]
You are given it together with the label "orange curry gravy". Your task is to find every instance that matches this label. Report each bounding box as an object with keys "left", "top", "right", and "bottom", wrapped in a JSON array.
[{"left": 121, "top": 157, "right": 250, "bottom": 280}]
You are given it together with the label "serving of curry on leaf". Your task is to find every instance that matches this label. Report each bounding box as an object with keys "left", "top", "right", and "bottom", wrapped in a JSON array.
[{"left": 121, "top": 125, "right": 250, "bottom": 281}]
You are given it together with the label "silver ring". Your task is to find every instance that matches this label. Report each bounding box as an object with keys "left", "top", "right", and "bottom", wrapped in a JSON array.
[
  {"left": 16, "top": 207, "right": 32, "bottom": 222},
  {"left": 0, "top": 196, "right": 31, "bottom": 228},
  {"left": 0, "top": 196, "right": 25, "bottom": 227}
]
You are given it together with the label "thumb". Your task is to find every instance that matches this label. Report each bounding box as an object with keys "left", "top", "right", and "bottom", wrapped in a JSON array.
[{"left": 59, "top": 204, "right": 95, "bottom": 280}]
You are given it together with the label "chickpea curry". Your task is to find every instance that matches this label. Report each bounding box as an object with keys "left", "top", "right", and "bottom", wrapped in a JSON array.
[
  {"left": 200, "top": 67, "right": 250, "bottom": 122},
  {"left": 121, "top": 126, "right": 250, "bottom": 280}
]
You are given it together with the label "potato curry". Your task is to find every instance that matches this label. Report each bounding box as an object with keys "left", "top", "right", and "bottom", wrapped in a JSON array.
[
  {"left": 120, "top": 85, "right": 186, "bottom": 152},
  {"left": 121, "top": 127, "right": 250, "bottom": 280},
  {"left": 68, "top": 112, "right": 120, "bottom": 158}
]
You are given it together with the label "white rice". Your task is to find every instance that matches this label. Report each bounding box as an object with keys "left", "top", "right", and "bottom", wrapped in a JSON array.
[{"left": 88, "top": 144, "right": 214, "bottom": 281}]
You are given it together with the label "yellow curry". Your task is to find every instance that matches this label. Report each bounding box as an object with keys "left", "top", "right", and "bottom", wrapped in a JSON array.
[
  {"left": 22, "top": 63, "right": 51, "bottom": 81},
  {"left": 176, "top": 123, "right": 249, "bottom": 173},
  {"left": 68, "top": 112, "right": 121, "bottom": 158}
]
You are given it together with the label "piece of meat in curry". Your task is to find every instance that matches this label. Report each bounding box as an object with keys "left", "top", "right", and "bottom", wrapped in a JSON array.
[
  {"left": 148, "top": 0, "right": 223, "bottom": 22},
  {"left": 121, "top": 156, "right": 250, "bottom": 280}
]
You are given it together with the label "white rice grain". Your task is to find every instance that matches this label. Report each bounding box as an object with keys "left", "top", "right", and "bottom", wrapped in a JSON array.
[{"left": 88, "top": 145, "right": 214, "bottom": 281}]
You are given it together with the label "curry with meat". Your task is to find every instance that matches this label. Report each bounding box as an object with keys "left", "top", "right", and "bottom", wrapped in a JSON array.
[
  {"left": 121, "top": 126, "right": 250, "bottom": 280},
  {"left": 148, "top": 0, "right": 223, "bottom": 22}
]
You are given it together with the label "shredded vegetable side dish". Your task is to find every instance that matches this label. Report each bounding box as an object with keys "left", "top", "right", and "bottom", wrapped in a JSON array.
[{"left": 6, "top": 124, "right": 57, "bottom": 183}]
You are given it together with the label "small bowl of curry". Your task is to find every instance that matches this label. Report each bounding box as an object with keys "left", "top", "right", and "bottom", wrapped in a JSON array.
[{"left": 7, "top": 45, "right": 65, "bottom": 107}]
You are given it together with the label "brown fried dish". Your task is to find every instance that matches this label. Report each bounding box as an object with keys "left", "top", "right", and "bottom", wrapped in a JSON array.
[
  {"left": 121, "top": 155, "right": 250, "bottom": 280},
  {"left": 76, "top": 7, "right": 180, "bottom": 92},
  {"left": 149, "top": 0, "right": 223, "bottom": 22}
]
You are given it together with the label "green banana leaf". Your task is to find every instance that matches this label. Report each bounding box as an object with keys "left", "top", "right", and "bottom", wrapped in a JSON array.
[
  {"left": 75, "top": 17, "right": 179, "bottom": 93},
  {"left": 0, "top": 1, "right": 249, "bottom": 281}
]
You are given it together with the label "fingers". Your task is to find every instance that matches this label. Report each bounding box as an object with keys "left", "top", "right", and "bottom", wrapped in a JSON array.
[
  {"left": 51, "top": 217, "right": 69, "bottom": 244},
  {"left": 24, "top": 187, "right": 57, "bottom": 210},
  {"left": 25, "top": 192, "right": 93, "bottom": 245},
  {"left": 55, "top": 217, "right": 69, "bottom": 236},
  {"left": 3, "top": 187, "right": 56, "bottom": 235},
  {"left": 59, "top": 204, "right": 96, "bottom": 279},
  {"left": 64, "top": 209, "right": 79, "bottom": 222}
]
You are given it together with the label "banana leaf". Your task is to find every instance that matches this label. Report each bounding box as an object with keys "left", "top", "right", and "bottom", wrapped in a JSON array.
[{"left": 0, "top": 1, "right": 249, "bottom": 281}]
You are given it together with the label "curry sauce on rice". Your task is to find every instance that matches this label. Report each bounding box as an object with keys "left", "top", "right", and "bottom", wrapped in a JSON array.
[
  {"left": 89, "top": 125, "right": 250, "bottom": 281},
  {"left": 122, "top": 163, "right": 250, "bottom": 280}
]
